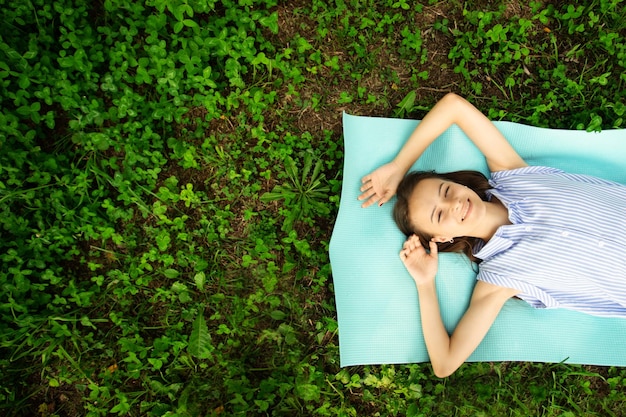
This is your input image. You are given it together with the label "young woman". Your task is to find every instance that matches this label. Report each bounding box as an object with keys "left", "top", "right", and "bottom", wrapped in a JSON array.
[{"left": 358, "top": 93, "right": 626, "bottom": 377}]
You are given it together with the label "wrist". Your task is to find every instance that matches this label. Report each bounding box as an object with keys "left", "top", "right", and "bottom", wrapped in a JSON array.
[
  {"left": 392, "top": 156, "right": 411, "bottom": 174},
  {"left": 414, "top": 277, "right": 436, "bottom": 291}
]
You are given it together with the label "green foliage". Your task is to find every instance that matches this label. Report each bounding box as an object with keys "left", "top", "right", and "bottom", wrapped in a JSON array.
[
  {"left": 1, "top": 0, "right": 625, "bottom": 416},
  {"left": 261, "top": 150, "right": 331, "bottom": 231},
  {"left": 394, "top": 90, "right": 430, "bottom": 118},
  {"left": 442, "top": 0, "right": 626, "bottom": 129}
]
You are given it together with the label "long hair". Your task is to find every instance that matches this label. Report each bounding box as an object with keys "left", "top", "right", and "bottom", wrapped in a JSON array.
[{"left": 393, "top": 170, "right": 491, "bottom": 263}]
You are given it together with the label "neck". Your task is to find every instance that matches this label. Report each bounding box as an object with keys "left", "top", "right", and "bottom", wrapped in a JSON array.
[{"left": 478, "top": 199, "right": 510, "bottom": 242}]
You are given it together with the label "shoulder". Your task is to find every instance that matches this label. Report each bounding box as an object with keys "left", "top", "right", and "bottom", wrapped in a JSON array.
[
  {"left": 471, "top": 280, "right": 519, "bottom": 303},
  {"left": 463, "top": 281, "right": 519, "bottom": 320},
  {"left": 490, "top": 165, "right": 564, "bottom": 181},
  {"left": 490, "top": 166, "right": 624, "bottom": 188}
]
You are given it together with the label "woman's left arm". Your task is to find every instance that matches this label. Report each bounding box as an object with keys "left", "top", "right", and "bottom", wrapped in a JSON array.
[{"left": 417, "top": 279, "right": 518, "bottom": 377}]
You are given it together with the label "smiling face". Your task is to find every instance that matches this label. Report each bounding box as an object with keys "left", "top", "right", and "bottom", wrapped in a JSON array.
[{"left": 408, "top": 178, "right": 487, "bottom": 242}]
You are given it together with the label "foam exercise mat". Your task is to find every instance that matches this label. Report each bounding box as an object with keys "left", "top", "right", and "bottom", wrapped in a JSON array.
[{"left": 329, "top": 113, "right": 626, "bottom": 367}]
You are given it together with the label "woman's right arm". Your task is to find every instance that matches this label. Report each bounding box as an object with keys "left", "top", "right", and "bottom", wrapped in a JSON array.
[
  {"left": 359, "top": 93, "right": 527, "bottom": 208},
  {"left": 401, "top": 236, "right": 519, "bottom": 377}
]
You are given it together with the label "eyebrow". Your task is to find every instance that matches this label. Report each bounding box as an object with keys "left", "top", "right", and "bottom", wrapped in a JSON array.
[{"left": 430, "top": 182, "right": 444, "bottom": 223}]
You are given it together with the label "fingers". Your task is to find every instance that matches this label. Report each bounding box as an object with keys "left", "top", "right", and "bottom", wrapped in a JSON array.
[
  {"left": 428, "top": 239, "right": 439, "bottom": 258},
  {"left": 359, "top": 192, "right": 380, "bottom": 208},
  {"left": 358, "top": 186, "right": 376, "bottom": 200},
  {"left": 360, "top": 176, "right": 385, "bottom": 207},
  {"left": 359, "top": 178, "right": 375, "bottom": 195},
  {"left": 360, "top": 199, "right": 376, "bottom": 208},
  {"left": 358, "top": 177, "right": 375, "bottom": 205},
  {"left": 378, "top": 194, "right": 391, "bottom": 207},
  {"left": 406, "top": 234, "right": 421, "bottom": 250},
  {"left": 359, "top": 181, "right": 384, "bottom": 208},
  {"left": 360, "top": 173, "right": 396, "bottom": 207},
  {"left": 400, "top": 235, "right": 425, "bottom": 260},
  {"left": 361, "top": 198, "right": 378, "bottom": 208},
  {"left": 399, "top": 236, "right": 443, "bottom": 261}
]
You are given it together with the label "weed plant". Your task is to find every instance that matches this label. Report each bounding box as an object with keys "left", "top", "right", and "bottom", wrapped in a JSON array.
[{"left": 1, "top": 0, "right": 625, "bottom": 416}]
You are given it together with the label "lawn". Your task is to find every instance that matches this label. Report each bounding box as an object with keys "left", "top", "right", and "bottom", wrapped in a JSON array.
[{"left": 1, "top": 0, "right": 626, "bottom": 415}]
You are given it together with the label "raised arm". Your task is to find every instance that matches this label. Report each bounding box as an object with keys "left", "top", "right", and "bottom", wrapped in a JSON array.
[
  {"left": 359, "top": 93, "right": 527, "bottom": 207},
  {"left": 401, "top": 236, "right": 519, "bottom": 377}
]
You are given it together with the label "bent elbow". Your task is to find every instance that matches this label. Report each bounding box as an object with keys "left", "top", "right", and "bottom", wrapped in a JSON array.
[
  {"left": 439, "top": 93, "right": 466, "bottom": 115},
  {"left": 432, "top": 367, "right": 451, "bottom": 379},
  {"left": 442, "top": 92, "right": 463, "bottom": 105},
  {"left": 432, "top": 362, "right": 460, "bottom": 378},
  {"left": 442, "top": 91, "right": 460, "bottom": 100}
]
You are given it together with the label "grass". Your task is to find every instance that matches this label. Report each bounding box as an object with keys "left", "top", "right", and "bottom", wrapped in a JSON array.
[{"left": 1, "top": 0, "right": 626, "bottom": 415}]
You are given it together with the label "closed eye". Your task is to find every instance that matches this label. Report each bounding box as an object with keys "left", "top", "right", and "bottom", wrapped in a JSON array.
[
  {"left": 432, "top": 182, "right": 448, "bottom": 224},
  {"left": 438, "top": 186, "right": 450, "bottom": 222}
]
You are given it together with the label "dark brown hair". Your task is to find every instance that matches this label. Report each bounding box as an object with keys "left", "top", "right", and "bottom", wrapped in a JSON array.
[{"left": 393, "top": 170, "right": 491, "bottom": 263}]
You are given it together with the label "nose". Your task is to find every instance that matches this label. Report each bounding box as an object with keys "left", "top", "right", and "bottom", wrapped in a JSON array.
[
  {"left": 443, "top": 197, "right": 462, "bottom": 216},
  {"left": 443, "top": 195, "right": 461, "bottom": 209}
]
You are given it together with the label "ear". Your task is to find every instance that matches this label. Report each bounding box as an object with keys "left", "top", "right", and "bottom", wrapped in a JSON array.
[{"left": 432, "top": 236, "right": 452, "bottom": 243}]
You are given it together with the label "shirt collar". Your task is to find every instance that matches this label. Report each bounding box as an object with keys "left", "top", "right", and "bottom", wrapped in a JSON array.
[{"left": 473, "top": 230, "right": 514, "bottom": 260}]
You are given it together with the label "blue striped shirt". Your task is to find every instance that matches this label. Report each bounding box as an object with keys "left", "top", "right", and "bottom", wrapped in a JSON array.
[{"left": 474, "top": 166, "right": 626, "bottom": 317}]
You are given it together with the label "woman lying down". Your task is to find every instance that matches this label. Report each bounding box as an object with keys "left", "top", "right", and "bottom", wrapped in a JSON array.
[{"left": 358, "top": 93, "right": 626, "bottom": 377}]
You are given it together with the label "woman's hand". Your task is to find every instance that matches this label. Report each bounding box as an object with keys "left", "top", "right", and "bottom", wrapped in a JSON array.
[
  {"left": 400, "top": 236, "right": 439, "bottom": 287},
  {"left": 359, "top": 161, "right": 405, "bottom": 207}
]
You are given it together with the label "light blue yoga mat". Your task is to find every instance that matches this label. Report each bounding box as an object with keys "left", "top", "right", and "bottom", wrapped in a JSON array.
[{"left": 330, "top": 113, "right": 626, "bottom": 367}]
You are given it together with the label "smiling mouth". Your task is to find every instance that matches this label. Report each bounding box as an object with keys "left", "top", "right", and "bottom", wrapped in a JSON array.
[{"left": 461, "top": 199, "right": 471, "bottom": 221}]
